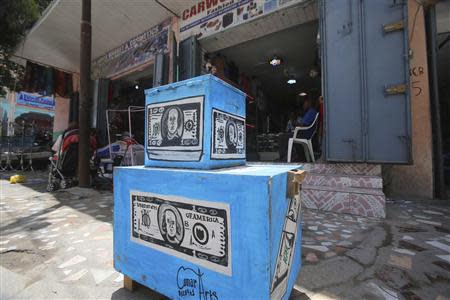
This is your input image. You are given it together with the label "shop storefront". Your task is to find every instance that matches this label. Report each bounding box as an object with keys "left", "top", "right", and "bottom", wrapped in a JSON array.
[
  {"left": 172, "top": 0, "right": 448, "bottom": 206},
  {"left": 91, "top": 18, "right": 175, "bottom": 150},
  {"left": 178, "top": 0, "right": 320, "bottom": 162},
  {"left": 10, "top": 0, "right": 448, "bottom": 202}
]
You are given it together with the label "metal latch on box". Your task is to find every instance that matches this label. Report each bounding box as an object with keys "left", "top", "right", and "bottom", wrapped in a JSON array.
[{"left": 287, "top": 170, "right": 306, "bottom": 198}]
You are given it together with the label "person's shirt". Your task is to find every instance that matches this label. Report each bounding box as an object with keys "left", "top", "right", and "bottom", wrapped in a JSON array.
[
  {"left": 302, "top": 107, "right": 318, "bottom": 127},
  {"left": 300, "top": 108, "right": 318, "bottom": 139}
]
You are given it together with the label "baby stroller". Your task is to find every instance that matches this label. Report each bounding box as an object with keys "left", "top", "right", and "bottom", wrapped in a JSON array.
[{"left": 47, "top": 129, "right": 96, "bottom": 192}]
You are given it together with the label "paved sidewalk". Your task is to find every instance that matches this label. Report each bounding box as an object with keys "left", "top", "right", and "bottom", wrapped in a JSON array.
[
  {"left": 295, "top": 200, "right": 450, "bottom": 300},
  {"left": 1, "top": 171, "right": 449, "bottom": 299}
]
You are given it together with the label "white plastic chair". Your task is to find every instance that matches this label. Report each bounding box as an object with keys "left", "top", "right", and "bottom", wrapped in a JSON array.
[{"left": 287, "top": 113, "right": 319, "bottom": 163}]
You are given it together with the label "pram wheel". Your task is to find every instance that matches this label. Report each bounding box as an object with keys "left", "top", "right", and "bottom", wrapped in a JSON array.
[{"left": 47, "top": 182, "right": 57, "bottom": 192}]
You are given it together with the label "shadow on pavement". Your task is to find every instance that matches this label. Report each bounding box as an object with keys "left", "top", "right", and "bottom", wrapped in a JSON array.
[
  {"left": 110, "top": 285, "right": 169, "bottom": 300},
  {"left": 1, "top": 170, "right": 114, "bottom": 237}
]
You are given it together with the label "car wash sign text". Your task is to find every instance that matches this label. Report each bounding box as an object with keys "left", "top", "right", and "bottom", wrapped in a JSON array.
[{"left": 180, "top": 0, "right": 304, "bottom": 40}]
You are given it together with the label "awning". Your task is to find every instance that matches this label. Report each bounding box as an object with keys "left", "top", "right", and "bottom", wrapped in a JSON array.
[{"left": 13, "top": 0, "right": 196, "bottom": 73}]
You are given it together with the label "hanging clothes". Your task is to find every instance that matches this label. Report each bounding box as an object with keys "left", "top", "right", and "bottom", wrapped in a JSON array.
[
  {"left": 30, "top": 63, "right": 39, "bottom": 92},
  {"left": 228, "top": 61, "right": 239, "bottom": 84},
  {"left": 36, "top": 65, "right": 47, "bottom": 93},
  {"left": 65, "top": 72, "right": 73, "bottom": 96},
  {"left": 239, "top": 73, "right": 250, "bottom": 95},
  {"left": 23, "top": 62, "right": 33, "bottom": 92},
  {"left": 44, "top": 67, "right": 54, "bottom": 96},
  {"left": 54, "top": 69, "right": 66, "bottom": 97},
  {"left": 212, "top": 54, "right": 226, "bottom": 79}
]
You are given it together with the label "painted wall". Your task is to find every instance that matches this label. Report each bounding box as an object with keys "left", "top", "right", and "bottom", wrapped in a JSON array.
[
  {"left": 53, "top": 96, "right": 70, "bottom": 140},
  {"left": 384, "top": 0, "right": 434, "bottom": 199}
]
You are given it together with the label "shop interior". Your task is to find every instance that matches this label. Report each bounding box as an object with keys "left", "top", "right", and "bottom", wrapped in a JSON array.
[
  {"left": 93, "top": 68, "right": 153, "bottom": 168},
  {"left": 107, "top": 68, "right": 153, "bottom": 146},
  {"left": 199, "top": 20, "right": 322, "bottom": 162}
]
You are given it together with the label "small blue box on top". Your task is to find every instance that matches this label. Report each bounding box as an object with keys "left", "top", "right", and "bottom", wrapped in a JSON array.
[{"left": 145, "top": 74, "right": 246, "bottom": 169}]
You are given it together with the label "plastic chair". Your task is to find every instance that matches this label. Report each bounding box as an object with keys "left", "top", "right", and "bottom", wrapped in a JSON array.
[{"left": 287, "top": 113, "right": 319, "bottom": 163}]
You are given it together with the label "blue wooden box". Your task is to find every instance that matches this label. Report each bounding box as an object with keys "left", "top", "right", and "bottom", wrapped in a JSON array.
[
  {"left": 114, "top": 164, "right": 304, "bottom": 300},
  {"left": 145, "top": 74, "right": 246, "bottom": 169}
]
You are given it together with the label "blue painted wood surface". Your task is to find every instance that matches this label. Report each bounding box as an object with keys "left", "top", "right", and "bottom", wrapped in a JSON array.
[
  {"left": 145, "top": 75, "right": 246, "bottom": 169},
  {"left": 114, "top": 164, "right": 303, "bottom": 300}
]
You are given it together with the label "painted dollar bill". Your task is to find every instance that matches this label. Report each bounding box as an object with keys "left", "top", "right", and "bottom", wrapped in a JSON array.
[
  {"left": 270, "top": 194, "right": 301, "bottom": 300},
  {"left": 211, "top": 109, "right": 245, "bottom": 159},
  {"left": 147, "top": 96, "right": 203, "bottom": 161},
  {"left": 130, "top": 191, "right": 232, "bottom": 276}
]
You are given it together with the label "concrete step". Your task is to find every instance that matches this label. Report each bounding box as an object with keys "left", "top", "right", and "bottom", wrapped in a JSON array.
[
  {"left": 302, "top": 163, "right": 381, "bottom": 176},
  {"left": 302, "top": 184, "right": 384, "bottom": 196},
  {"left": 303, "top": 173, "right": 383, "bottom": 189},
  {"left": 301, "top": 187, "right": 386, "bottom": 218},
  {"left": 299, "top": 163, "right": 386, "bottom": 218}
]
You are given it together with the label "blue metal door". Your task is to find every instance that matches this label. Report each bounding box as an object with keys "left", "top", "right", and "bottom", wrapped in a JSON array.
[{"left": 321, "top": 0, "right": 411, "bottom": 163}]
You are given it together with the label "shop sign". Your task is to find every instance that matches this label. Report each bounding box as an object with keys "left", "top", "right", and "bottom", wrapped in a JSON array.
[
  {"left": 16, "top": 92, "right": 55, "bottom": 111},
  {"left": 92, "top": 19, "right": 171, "bottom": 78},
  {"left": 180, "top": 0, "right": 305, "bottom": 40}
]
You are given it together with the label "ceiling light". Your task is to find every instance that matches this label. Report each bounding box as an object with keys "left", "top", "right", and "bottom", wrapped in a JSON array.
[
  {"left": 299, "top": 92, "right": 307, "bottom": 96},
  {"left": 269, "top": 56, "right": 282, "bottom": 67},
  {"left": 287, "top": 79, "right": 296, "bottom": 85},
  {"left": 135, "top": 85, "right": 139, "bottom": 90}
]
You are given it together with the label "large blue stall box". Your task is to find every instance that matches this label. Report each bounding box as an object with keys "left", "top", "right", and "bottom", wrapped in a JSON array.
[
  {"left": 114, "top": 164, "right": 305, "bottom": 300},
  {"left": 145, "top": 74, "right": 246, "bottom": 169}
]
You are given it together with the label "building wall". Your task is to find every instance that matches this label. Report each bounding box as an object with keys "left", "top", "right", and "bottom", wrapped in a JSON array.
[
  {"left": 53, "top": 96, "right": 70, "bottom": 140},
  {"left": 384, "top": 0, "right": 434, "bottom": 199}
]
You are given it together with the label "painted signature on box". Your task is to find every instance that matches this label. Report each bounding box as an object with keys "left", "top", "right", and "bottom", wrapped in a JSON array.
[{"left": 177, "top": 266, "right": 218, "bottom": 300}]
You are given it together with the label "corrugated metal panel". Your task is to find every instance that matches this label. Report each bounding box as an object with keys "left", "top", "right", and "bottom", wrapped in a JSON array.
[
  {"left": 363, "top": 1, "right": 411, "bottom": 163},
  {"left": 321, "top": 0, "right": 411, "bottom": 163},
  {"left": 321, "top": 0, "right": 365, "bottom": 161}
]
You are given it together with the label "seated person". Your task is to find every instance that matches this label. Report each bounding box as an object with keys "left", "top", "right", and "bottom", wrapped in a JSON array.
[
  {"left": 296, "top": 97, "right": 318, "bottom": 139},
  {"left": 279, "top": 98, "right": 318, "bottom": 162},
  {"left": 285, "top": 112, "right": 296, "bottom": 133},
  {"left": 279, "top": 110, "right": 302, "bottom": 161}
]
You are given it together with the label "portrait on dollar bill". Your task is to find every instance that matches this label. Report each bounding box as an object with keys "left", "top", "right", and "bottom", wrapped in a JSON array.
[
  {"left": 270, "top": 194, "right": 301, "bottom": 300},
  {"left": 211, "top": 109, "right": 245, "bottom": 160},
  {"left": 161, "top": 107, "right": 184, "bottom": 144},
  {"left": 147, "top": 96, "right": 204, "bottom": 161},
  {"left": 130, "top": 191, "right": 232, "bottom": 275}
]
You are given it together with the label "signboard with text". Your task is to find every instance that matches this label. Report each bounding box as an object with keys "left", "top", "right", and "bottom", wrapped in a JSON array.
[
  {"left": 16, "top": 92, "right": 55, "bottom": 111},
  {"left": 179, "top": 0, "right": 304, "bottom": 40},
  {"left": 92, "top": 19, "right": 171, "bottom": 78}
]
